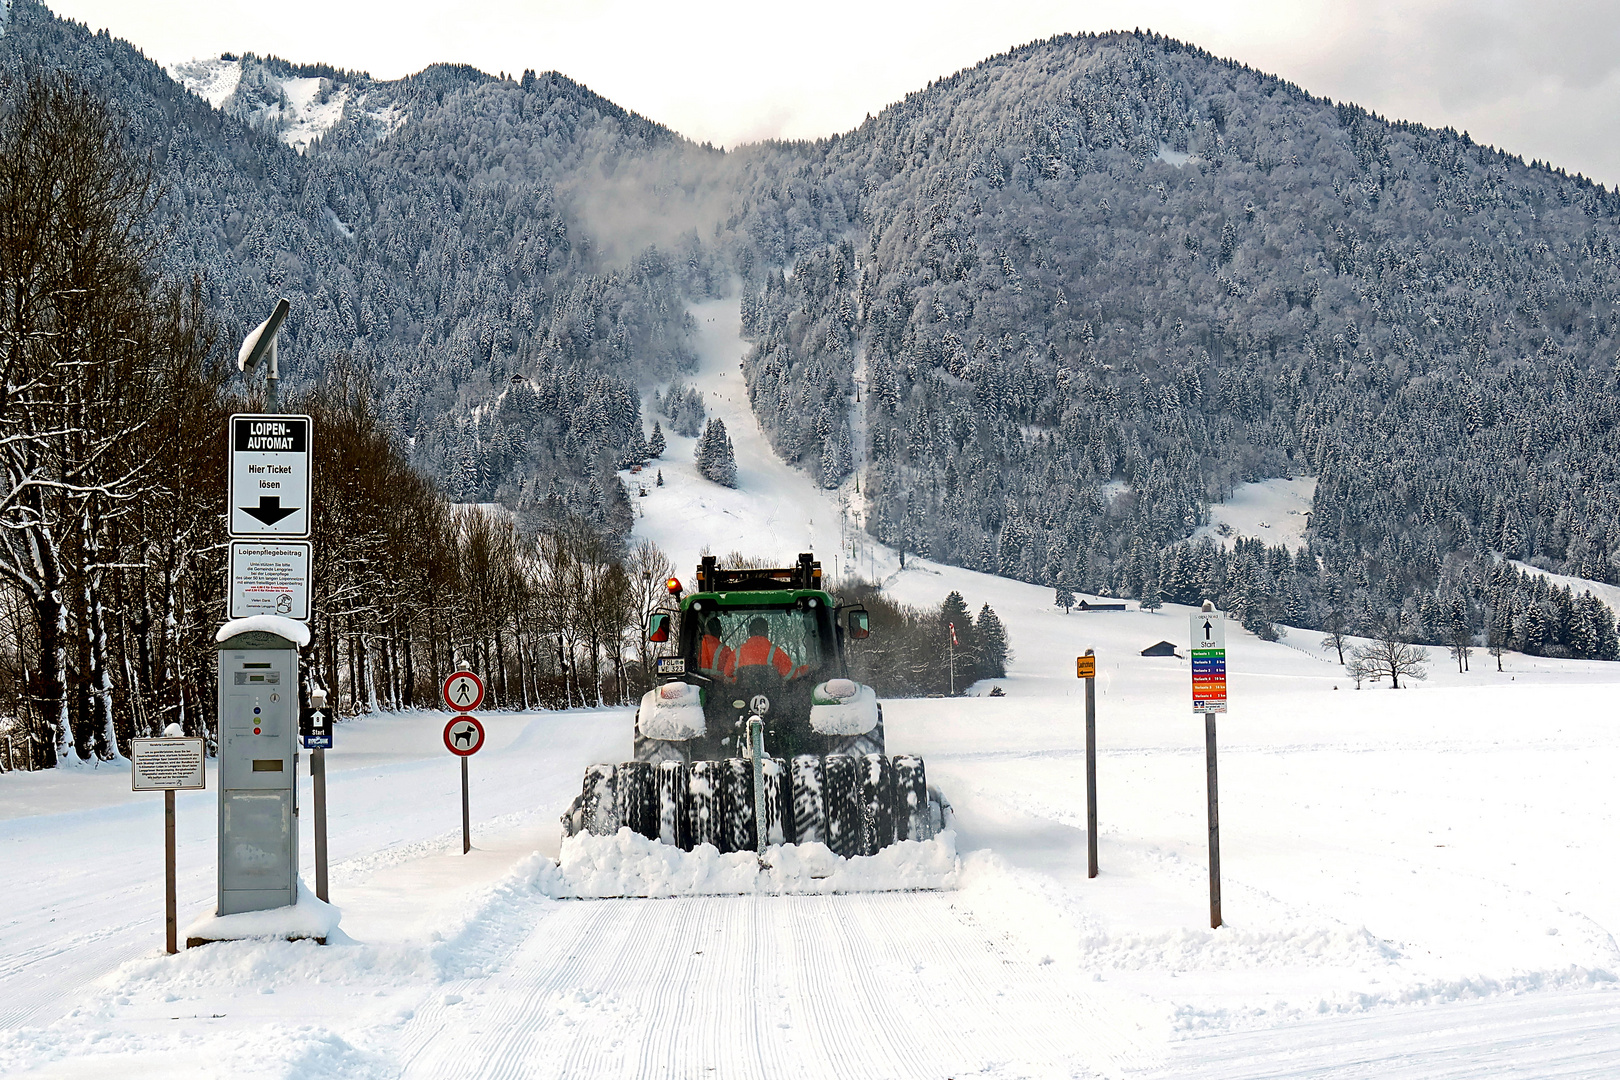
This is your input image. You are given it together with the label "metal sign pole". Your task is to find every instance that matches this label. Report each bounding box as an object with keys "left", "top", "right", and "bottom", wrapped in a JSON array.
[
  {"left": 165, "top": 788, "right": 178, "bottom": 955},
  {"left": 1206, "top": 710, "right": 1222, "bottom": 929},
  {"left": 312, "top": 748, "right": 329, "bottom": 902},
  {"left": 749, "top": 716, "right": 767, "bottom": 862},
  {"left": 461, "top": 756, "right": 471, "bottom": 854},
  {"left": 1085, "top": 648, "right": 1098, "bottom": 879}
]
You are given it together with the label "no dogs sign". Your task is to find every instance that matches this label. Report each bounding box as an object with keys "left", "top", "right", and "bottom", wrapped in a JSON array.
[{"left": 444, "top": 715, "right": 485, "bottom": 757}]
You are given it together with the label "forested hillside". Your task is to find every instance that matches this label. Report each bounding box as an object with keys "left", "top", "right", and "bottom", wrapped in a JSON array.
[
  {"left": 5, "top": 4, "right": 1619, "bottom": 662},
  {"left": 731, "top": 31, "right": 1620, "bottom": 657},
  {"left": 0, "top": 0, "right": 711, "bottom": 526}
]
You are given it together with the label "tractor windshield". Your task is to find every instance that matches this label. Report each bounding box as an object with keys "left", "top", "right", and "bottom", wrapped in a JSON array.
[{"left": 692, "top": 605, "right": 824, "bottom": 682}]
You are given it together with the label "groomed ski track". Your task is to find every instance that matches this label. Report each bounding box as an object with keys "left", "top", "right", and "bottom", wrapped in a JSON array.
[{"left": 396, "top": 891, "right": 1155, "bottom": 1079}]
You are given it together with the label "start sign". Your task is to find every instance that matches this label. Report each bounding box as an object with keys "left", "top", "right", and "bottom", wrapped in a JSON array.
[{"left": 1190, "top": 610, "right": 1228, "bottom": 713}]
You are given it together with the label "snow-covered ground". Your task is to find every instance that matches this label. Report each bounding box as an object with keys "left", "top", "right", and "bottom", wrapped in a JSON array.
[
  {"left": 5, "top": 298, "right": 1620, "bottom": 1078},
  {"left": 1190, "top": 477, "right": 1316, "bottom": 551},
  {"left": 1510, "top": 558, "right": 1620, "bottom": 613},
  {"left": 166, "top": 60, "right": 352, "bottom": 154},
  {"left": 167, "top": 57, "right": 243, "bottom": 110}
]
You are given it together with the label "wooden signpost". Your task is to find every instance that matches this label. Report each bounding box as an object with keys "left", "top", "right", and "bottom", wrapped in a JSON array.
[
  {"left": 1191, "top": 602, "right": 1226, "bottom": 929},
  {"left": 130, "top": 733, "right": 206, "bottom": 954},
  {"left": 1076, "top": 650, "right": 1098, "bottom": 878}
]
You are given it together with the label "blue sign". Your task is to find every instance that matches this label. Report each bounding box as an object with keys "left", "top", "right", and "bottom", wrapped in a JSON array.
[{"left": 299, "top": 705, "right": 332, "bottom": 749}]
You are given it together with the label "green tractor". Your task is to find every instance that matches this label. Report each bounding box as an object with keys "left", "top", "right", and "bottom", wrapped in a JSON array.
[{"left": 563, "top": 554, "right": 942, "bottom": 857}]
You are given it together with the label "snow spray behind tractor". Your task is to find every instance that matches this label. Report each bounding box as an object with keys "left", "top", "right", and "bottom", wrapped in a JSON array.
[{"left": 563, "top": 554, "right": 946, "bottom": 856}]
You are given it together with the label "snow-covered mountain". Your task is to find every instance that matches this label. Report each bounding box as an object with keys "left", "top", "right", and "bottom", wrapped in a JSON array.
[
  {"left": 8, "top": 0, "right": 1620, "bottom": 661},
  {"left": 166, "top": 55, "right": 406, "bottom": 154}
]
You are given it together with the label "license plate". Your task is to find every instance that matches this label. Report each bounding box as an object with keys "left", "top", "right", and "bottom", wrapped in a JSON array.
[{"left": 656, "top": 657, "right": 686, "bottom": 675}]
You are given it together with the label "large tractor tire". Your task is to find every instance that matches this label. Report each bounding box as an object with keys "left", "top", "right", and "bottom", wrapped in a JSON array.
[
  {"left": 822, "top": 754, "right": 862, "bottom": 858},
  {"left": 656, "top": 760, "right": 690, "bottom": 848},
  {"left": 893, "top": 755, "right": 933, "bottom": 842},
  {"left": 687, "top": 759, "right": 727, "bottom": 851},
  {"left": 722, "top": 758, "right": 756, "bottom": 853},
  {"left": 859, "top": 753, "right": 897, "bottom": 855},
  {"left": 615, "top": 761, "right": 657, "bottom": 840},
  {"left": 790, "top": 755, "right": 825, "bottom": 846}
]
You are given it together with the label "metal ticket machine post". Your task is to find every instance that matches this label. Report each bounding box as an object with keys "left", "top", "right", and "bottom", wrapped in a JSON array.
[{"left": 216, "top": 628, "right": 301, "bottom": 914}]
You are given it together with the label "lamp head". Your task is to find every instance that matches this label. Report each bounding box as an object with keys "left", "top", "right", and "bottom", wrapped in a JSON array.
[{"left": 239, "top": 297, "right": 290, "bottom": 374}]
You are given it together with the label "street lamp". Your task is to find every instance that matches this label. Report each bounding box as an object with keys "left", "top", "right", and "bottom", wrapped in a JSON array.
[{"left": 238, "top": 297, "right": 291, "bottom": 410}]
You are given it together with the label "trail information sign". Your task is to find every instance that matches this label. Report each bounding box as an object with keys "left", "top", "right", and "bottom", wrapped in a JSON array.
[
  {"left": 228, "top": 414, "right": 312, "bottom": 538},
  {"left": 130, "top": 737, "right": 206, "bottom": 791},
  {"left": 1076, "top": 655, "right": 1096, "bottom": 679},
  {"left": 229, "top": 541, "right": 311, "bottom": 619},
  {"left": 1190, "top": 611, "right": 1228, "bottom": 713}
]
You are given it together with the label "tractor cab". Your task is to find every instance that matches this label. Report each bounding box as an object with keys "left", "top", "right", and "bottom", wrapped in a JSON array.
[{"left": 641, "top": 554, "right": 874, "bottom": 761}]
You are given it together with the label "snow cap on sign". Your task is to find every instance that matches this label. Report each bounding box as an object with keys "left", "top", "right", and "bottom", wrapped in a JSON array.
[
  {"left": 237, "top": 319, "right": 268, "bottom": 370},
  {"left": 216, "top": 614, "right": 311, "bottom": 646}
]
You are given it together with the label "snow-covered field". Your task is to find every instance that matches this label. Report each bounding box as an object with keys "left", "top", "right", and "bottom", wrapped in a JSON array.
[{"left": 5, "top": 297, "right": 1620, "bottom": 1078}]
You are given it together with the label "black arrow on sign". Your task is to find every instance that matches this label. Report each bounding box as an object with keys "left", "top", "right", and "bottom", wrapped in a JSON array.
[
  {"left": 240, "top": 496, "right": 299, "bottom": 526},
  {"left": 1202, "top": 620, "right": 1213, "bottom": 638}
]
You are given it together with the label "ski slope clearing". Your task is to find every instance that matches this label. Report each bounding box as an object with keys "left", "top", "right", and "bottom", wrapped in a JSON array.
[
  {"left": 1189, "top": 477, "right": 1316, "bottom": 551},
  {"left": 6, "top": 299, "right": 1620, "bottom": 1077}
]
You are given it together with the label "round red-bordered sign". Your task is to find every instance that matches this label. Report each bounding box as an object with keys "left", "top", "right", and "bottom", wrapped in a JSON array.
[
  {"left": 443, "top": 715, "right": 485, "bottom": 756},
  {"left": 441, "top": 670, "right": 485, "bottom": 712}
]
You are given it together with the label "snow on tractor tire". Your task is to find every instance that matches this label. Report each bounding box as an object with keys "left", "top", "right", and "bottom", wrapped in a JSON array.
[{"left": 562, "top": 554, "right": 946, "bottom": 856}]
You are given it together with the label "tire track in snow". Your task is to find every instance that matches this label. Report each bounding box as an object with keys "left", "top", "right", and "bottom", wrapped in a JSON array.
[
  {"left": 396, "top": 889, "right": 1158, "bottom": 1079},
  {"left": 1141, "top": 987, "right": 1620, "bottom": 1079}
]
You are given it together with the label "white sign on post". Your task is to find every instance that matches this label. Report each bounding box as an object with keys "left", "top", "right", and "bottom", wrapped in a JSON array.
[
  {"left": 229, "top": 541, "right": 311, "bottom": 620},
  {"left": 228, "top": 414, "right": 312, "bottom": 538},
  {"left": 1190, "top": 611, "right": 1226, "bottom": 650},
  {"left": 130, "top": 738, "right": 206, "bottom": 791}
]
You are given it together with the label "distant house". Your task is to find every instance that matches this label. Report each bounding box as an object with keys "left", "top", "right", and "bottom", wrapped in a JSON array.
[
  {"left": 1076, "top": 599, "right": 1127, "bottom": 611},
  {"left": 1141, "top": 641, "right": 1179, "bottom": 657}
]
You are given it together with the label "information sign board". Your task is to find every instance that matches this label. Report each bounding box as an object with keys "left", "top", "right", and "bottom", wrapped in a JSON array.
[
  {"left": 228, "top": 414, "right": 312, "bottom": 538},
  {"left": 1190, "top": 611, "right": 1228, "bottom": 713},
  {"left": 130, "top": 737, "right": 207, "bottom": 791},
  {"left": 1076, "top": 655, "right": 1096, "bottom": 679},
  {"left": 229, "top": 541, "right": 311, "bottom": 620}
]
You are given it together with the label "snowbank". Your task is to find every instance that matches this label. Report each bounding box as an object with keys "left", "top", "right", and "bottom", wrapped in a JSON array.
[
  {"left": 184, "top": 880, "right": 340, "bottom": 945},
  {"left": 528, "top": 828, "right": 959, "bottom": 898},
  {"left": 215, "top": 614, "right": 311, "bottom": 646}
]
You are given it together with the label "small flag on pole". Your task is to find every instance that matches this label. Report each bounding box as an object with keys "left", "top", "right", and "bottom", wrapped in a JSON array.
[{"left": 949, "top": 622, "right": 958, "bottom": 646}]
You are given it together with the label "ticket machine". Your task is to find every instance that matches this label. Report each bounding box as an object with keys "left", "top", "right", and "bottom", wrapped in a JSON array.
[{"left": 216, "top": 628, "right": 301, "bottom": 914}]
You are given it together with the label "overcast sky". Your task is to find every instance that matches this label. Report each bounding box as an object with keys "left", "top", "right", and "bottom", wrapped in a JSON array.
[{"left": 40, "top": 0, "right": 1620, "bottom": 186}]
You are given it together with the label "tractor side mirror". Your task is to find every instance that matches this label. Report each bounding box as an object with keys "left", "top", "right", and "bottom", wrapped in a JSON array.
[
  {"left": 846, "top": 608, "right": 870, "bottom": 639},
  {"left": 648, "top": 613, "right": 671, "bottom": 642}
]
